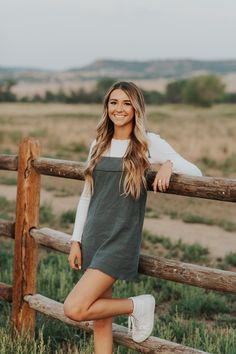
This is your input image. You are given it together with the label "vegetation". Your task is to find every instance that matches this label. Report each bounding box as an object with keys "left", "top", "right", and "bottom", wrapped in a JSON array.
[
  {"left": 182, "top": 75, "right": 225, "bottom": 107},
  {"left": 0, "top": 235, "right": 236, "bottom": 353},
  {"left": 1, "top": 74, "right": 235, "bottom": 106}
]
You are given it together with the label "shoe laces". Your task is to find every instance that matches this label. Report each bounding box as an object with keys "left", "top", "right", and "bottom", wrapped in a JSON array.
[
  {"left": 128, "top": 315, "right": 134, "bottom": 334},
  {"left": 128, "top": 314, "right": 146, "bottom": 334}
]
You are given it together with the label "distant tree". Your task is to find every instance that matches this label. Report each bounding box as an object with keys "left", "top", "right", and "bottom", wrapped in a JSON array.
[
  {"left": 44, "top": 90, "right": 56, "bottom": 102},
  {"left": 93, "top": 77, "right": 117, "bottom": 102},
  {"left": 19, "top": 96, "right": 30, "bottom": 103},
  {"left": 221, "top": 92, "right": 236, "bottom": 103},
  {"left": 143, "top": 90, "right": 166, "bottom": 104},
  {"left": 55, "top": 88, "right": 67, "bottom": 103},
  {"left": 0, "top": 79, "right": 17, "bottom": 102},
  {"left": 182, "top": 75, "right": 225, "bottom": 107},
  {"left": 31, "top": 93, "right": 43, "bottom": 102},
  {"left": 166, "top": 79, "right": 188, "bottom": 103}
]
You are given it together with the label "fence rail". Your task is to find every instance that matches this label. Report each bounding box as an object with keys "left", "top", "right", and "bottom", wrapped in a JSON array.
[{"left": 0, "top": 137, "right": 235, "bottom": 353}]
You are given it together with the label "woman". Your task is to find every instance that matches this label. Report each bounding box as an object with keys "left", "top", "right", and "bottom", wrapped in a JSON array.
[{"left": 63, "top": 81, "right": 202, "bottom": 354}]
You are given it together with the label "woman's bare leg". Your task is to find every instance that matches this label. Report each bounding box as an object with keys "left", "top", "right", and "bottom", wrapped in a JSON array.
[
  {"left": 93, "top": 286, "right": 113, "bottom": 354},
  {"left": 63, "top": 268, "right": 133, "bottom": 322}
]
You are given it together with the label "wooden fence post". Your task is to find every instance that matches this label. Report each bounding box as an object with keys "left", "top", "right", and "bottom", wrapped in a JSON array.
[{"left": 11, "top": 137, "right": 41, "bottom": 336}]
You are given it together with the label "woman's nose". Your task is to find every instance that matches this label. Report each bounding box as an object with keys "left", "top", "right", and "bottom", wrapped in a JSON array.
[{"left": 116, "top": 103, "right": 124, "bottom": 112}]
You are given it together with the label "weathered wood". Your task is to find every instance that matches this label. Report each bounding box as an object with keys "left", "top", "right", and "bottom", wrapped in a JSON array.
[
  {"left": 30, "top": 227, "right": 236, "bottom": 294},
  {"left": 33, "top": 157, "right": 236, "bottom": 202},
  {"left": 0, "top": 155, "right": 18, "bottom": 171},
  {"left": 24, "top": 294, "right": 208, "bottom": 354},
  {"left": 0, "top": 220, "right": 15, "bottom": 238},
  {"left": 0, "top": 282, "right": 12, "bottom": 301},
  {"left": 32, "top": 157, "right": 85, "bottom": 180},
  {"left": 138, "top": 254, "right": 236, "bottom": 294},
  {"left": 146, "top": 171, "right": 236, "bottom": 202},
  {"left": 11, "top": 138, "right": 41, "bottom": 336},
  {"left": 30, "top": 227, "right": 71, "bottom": 253},
  {"left": 1, "top": 154, "right": 235, "bottom": 202}
]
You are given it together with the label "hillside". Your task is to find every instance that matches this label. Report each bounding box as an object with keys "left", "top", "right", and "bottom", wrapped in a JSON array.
[
  {"left": 1, "top": 59, "right": 236, "bottom": 82},
  {"left": 1, "top": 59, "right": 236, "bottom": 97},
  {"left": 70, "top": 59, "right": 236, "bottom": 79}
]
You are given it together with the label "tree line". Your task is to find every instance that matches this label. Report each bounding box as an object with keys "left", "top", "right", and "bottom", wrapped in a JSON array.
[{"left": 1, "top": 76, "right": 236, "bottom": 107}]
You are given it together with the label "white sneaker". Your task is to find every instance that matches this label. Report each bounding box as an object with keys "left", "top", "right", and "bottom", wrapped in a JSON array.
[{"left": 128, "top": 294, "right": 155, "bottom": 343}]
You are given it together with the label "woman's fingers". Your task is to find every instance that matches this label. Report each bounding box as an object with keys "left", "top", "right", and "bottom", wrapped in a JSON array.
[
  {"left": 68, "top": 253, "right": 82, "bottom": 270},
  {"left": 152, "top": 175, "right": 170, "bottom": 193}
]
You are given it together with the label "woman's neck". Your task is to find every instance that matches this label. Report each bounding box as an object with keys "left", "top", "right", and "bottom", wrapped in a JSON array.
[{"left": 112, "top": 129, "right": 132, "bottom": 140}]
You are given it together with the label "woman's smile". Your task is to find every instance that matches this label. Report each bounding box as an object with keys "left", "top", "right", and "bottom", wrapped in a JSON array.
[{"left": 108, "top": 89, "right": 135, "bottom": 132}]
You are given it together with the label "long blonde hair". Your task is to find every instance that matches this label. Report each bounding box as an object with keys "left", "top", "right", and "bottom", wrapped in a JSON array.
[{"left": 84, "top": 81, "right": 151, "bottom": 199}]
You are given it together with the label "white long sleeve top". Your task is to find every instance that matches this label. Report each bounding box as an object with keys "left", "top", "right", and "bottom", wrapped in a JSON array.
[{"left": 70, "top": 132, "right": 202, "bottom": 242}]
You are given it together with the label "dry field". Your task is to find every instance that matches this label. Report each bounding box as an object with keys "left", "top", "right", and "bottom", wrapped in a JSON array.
[
  {"left": 11, "top": 73, "right": 236, "bottom": 98},
  {"left": 0, "top": 103, "right": 236, "bottom": 258}
]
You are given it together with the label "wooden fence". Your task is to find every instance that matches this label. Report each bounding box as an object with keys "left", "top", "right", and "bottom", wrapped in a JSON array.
[{"left": 0, "top": 137, "right": 236, "bottom": 354}]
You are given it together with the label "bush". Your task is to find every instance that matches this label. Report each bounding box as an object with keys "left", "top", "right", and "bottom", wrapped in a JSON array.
[
  {"left": 182, "top": 75, "right": 225, "bottom": 107},
  {"left": 166, "top": 79, "right": 188, "bottom": 103}
]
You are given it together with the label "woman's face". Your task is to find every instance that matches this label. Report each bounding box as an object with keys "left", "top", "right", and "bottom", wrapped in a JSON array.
[{"left": 108, "top": 89, "right": 135, "bottom": 130}]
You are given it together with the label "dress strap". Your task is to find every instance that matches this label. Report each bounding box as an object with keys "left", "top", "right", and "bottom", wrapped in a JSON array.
[{"left": 145, "top": 130, "right": 151, "bottom": 158}]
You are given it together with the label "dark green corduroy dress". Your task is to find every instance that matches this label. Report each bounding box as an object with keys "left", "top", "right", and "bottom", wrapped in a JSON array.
[{"left": 81, "top": 156, "right": 148, "bottom": 281}]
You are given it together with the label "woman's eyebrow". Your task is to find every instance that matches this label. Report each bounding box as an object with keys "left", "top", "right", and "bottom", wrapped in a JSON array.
[{"left": 109, "top": 98, "right": 131, "bottom": 102}]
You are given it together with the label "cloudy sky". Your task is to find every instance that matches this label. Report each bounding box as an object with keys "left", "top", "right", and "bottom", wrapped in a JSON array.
[{"left": 1, "top": 0, "right": 236, "bottom": 70}]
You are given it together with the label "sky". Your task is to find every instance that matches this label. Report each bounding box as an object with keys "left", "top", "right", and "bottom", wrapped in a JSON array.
[{"left": 1, "top": 0, "right": 236, "bottom": 70}]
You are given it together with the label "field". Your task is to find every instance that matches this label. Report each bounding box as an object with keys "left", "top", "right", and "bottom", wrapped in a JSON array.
[{"left": 0, "top": 103, "right": 236, "bottom": 353}]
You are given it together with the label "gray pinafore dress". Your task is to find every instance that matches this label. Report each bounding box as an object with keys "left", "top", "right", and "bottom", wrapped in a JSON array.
[{"left": 81, "top": 152, "right": 150, "bottom": 281}]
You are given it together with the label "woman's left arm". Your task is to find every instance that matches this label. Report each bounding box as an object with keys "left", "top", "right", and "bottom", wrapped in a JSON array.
[{"left": 148, "top": 132, "right": 202, "bottom": 192}]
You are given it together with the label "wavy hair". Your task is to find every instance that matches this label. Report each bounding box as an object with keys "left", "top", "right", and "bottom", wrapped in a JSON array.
[{"left": 84, "top": 81, "right": 151, "bottom": 199}]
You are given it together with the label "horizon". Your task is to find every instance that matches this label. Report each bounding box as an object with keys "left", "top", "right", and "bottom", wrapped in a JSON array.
[{"left": 2, "top": 57, "right": 236, "bottom": 72}]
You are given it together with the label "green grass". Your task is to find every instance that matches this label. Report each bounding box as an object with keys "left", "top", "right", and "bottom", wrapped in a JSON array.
[
  {"left": 60, "top": 209, "right": 76, "bottom": 227},
  {"left": 167, "top": 210, "right": 236, "bottom": 232},
  {"left": 0, "top": 176, "right": 17, "bottom": 185},
  {"left": 142, "top": 230, "right": 209, "bottom": 263},
  {"left": 0, "top": 237, "right": 236, "bottom": 353},
  {"left": 39, "top": 202, "right": 55, "bottom": 226},
  {"left": 224, "top": 252, "right": 236, "bottom": 267},
  {"left": 144, "top": 206, "right": 160, "bottom": 218},
  {"left": 0, "top": 196, "right": 15, "bottom": 221},
  {"left": 198, "top": 154, "right": 236, "bottom": 176}
]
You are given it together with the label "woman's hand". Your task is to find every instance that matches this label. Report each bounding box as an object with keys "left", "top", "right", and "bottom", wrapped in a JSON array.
[
  {"left": 68, "top": 241, "right": 82, "bottom": 270},
  {"left": 152, "top": 160, "right": 173, "bottom": 193}
]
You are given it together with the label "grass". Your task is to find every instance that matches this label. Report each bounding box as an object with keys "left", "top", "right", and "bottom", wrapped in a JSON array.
[
  {"left": 0, "top": 176, "right": 17, "bottom": 185},
  {"left": 60, "top": 209, "right": 76, "bottom": 227},
  {"left": 224, "top": 252, "right": 236, "bottom": 267},
  {"left": 142, "top": 230, "right": 209, "bottom": 263},
  {"left": 39, "top": 202, "right": 55, "bottom": 226},
  {"left": 0, "top": 102, "right": 236, "bottom": 352},
  {"left": 0, "top": 236, "right": 236, "bottom": 353},
  {"left": 0, "top": 196, "right": 15, "bottom": 221},
  {"left": 198, "top": 154, "right": 236, "bottom": 176},
  {"left": 168, "top": 210, "right": 236, "bottom": 232}
]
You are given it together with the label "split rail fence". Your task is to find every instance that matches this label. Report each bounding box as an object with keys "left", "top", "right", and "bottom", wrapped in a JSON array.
[{"left": 0, "top": 137, "right": 236, "bottom": 354}]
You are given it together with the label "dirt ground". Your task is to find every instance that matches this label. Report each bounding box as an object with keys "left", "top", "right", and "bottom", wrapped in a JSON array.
[{"left": 0, "top": 183, "right": 235, "bottom": 258}]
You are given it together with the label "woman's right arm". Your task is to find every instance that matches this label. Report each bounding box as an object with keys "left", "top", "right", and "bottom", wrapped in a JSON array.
[{"left": 68, "top": 139, "right": 95, "bottom": 270}]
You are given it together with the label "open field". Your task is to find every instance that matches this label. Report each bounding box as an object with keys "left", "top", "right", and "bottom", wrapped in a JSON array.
[
  {"left": 0, "top": 102, "right": 236, "bottom": 258},
  {"left": 0, "top": 102, "right": 236, "bottom": 353}
]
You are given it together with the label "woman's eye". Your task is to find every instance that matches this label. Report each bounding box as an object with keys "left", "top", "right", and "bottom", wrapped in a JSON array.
[{"left": 125, "top": 102, "right": 131, "bottom": 106}]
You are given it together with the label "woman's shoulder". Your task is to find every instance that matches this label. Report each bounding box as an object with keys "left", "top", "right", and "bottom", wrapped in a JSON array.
[{"left": 146, "top": 131, "right": 161, "bottom": 144}]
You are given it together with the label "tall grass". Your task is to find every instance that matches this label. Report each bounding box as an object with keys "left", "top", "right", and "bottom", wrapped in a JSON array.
[{"left": 1, "top": 236, "right": 236, "bottom": 353}]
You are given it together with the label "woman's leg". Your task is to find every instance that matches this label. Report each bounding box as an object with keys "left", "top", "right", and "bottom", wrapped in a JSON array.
[
  {"left": 63, "top": 268, "right": 133, "bottom": 321},
  {"left": 93, "top": 286, "right": 113, "bottom": 354}
]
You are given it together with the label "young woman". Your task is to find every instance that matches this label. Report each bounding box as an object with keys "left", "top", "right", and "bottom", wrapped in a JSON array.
[{"left": 63, "top": 81, "right": 202, "bottom": 354}]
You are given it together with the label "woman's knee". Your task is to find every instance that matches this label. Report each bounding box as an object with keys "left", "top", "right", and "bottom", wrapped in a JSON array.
[{"left": 63, "top": 298, "right": 88, "bottom": 322}]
